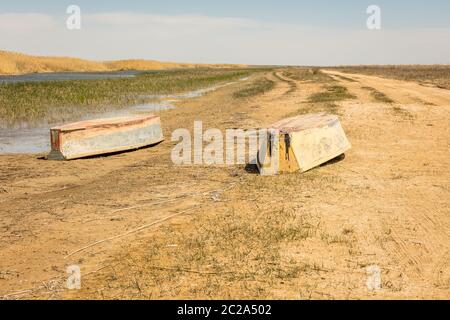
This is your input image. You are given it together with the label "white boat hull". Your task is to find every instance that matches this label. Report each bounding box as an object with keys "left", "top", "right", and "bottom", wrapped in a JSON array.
[{"left": 47, "top": 115, "right": 164, "bottom": 160}]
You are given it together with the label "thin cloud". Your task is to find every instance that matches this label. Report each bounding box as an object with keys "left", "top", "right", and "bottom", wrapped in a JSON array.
[
  {"left": 0, "top": 13, "right": 57, "bottom": 32},
  {"left": 85, "top": 12, "right": 260, "bottom": 29},
  {"left": 0, "top": 11, "right": 449, "bottom": 65}
]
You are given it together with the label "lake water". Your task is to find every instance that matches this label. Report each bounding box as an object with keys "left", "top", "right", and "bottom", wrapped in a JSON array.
[{"left": 0, "top": 101, "right": 175, "bottom": 153}]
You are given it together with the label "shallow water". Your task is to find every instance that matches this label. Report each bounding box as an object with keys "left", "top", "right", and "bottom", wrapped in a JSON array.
[
  {"left": 0, "top": 128, "right": 50, "bottom": 153},
  {"left": 0, "top": 102, "right": 175, "bottom": 154},
  {"left": 0, "top": 76, "right": 249, "bottom": 154},
  {"left": 0, "top": 71, "right": 140, "bottom": 83}
]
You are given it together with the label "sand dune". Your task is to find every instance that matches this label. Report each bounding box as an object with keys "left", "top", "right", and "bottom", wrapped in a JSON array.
[{"left": 0, "top": 50, "right": 244, "bottom": 75}]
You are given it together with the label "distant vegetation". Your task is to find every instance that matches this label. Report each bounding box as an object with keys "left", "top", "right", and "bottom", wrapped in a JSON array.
[
  {"left": 333, "top": 65, "right": 450, "bottom": 90},
  {"left": 0, "top": 68, "right": 262, "bottom": 126},
  {"left": 0, "top": 50, "right": 246, "bottom": 75},
  {"left": 282, "top": 68, "right": 334, "bottom": 83}
]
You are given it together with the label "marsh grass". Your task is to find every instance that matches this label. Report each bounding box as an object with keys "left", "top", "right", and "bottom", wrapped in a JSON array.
[
  {"left": 0, "top": 68, "right": 263, "bottom": 126},
  {"left": 233, "top": 77, "right": 276, "bottom": 98},
  {"left": 361, "top": 86, "right": 394, "bottom": 103}
]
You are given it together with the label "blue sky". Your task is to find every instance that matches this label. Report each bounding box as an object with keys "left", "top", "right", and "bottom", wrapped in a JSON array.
[
  {"left": 2, "top": 0, "right": 449, "bottom": 28},
  {"left": 1, "top": 1, "right": 449, "bottom": 65}
]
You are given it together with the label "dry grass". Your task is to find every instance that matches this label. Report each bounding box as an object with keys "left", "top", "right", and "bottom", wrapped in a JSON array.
[
  {"left": 69, "top": 169, "right": 337, "bottom": 299},
  {"left": 0, "top": 51, "right": 107, "bottom": 74},
  {"left": 392, "top": 105, "right": 415, "bottom": 120},
  {"left": 334, "top": 65, "right": 450, "bottom": 90},
  {"left": 0, "top": 50, "right": 245, "bottom": 75}
]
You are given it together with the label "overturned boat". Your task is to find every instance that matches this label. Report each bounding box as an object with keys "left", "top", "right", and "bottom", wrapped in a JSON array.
[
  {"left": 47, "top": 115, "right": 164, "bottom": 160},
  {"left": 257, "top": 113, "right": 351, "bottom": 175}
]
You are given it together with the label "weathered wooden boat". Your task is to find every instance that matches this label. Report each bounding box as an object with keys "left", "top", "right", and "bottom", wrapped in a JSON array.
[
  {"left": 47, "top": 115, "right": 164, "bottom": 160},
  {"left": 257, "top": 113, "right": 351, "bottom": 175}
]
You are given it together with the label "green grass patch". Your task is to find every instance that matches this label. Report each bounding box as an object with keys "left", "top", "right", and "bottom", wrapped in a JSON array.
[
  {"left": 233, "top": 77, "right": 275, "bottom": 98},
  {"left": 0, "top": 68, "right": 266, "bottom": 126},
  {"left": 308, "top": 85, "right": 356, "bottom": 103}
]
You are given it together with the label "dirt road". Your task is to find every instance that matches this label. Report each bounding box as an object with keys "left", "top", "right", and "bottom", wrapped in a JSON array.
[{"left": 0, "top": 69, "right": 449, "bottom": 299}]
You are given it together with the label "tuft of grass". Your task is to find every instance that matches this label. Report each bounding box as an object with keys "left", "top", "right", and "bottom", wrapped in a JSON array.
[
  {"left": 233, "top": 77, "right": 275, "bottom": 98},
  {"left": 320, "top": 227, "right": 356, "bottom": 245},
  {"left": 361, "top": 86, "right": 394, "bottom": 103},
  {"left": 308, "top": 85, "right": 356, "bottom": 103},
  {"left": 392, "top": 106, "right": 415, "bottom": 120}
]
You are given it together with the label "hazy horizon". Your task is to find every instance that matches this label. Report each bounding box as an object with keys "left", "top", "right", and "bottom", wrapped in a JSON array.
[{"left": 1, "top": 0, "right": 449, "bottom": 65}]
